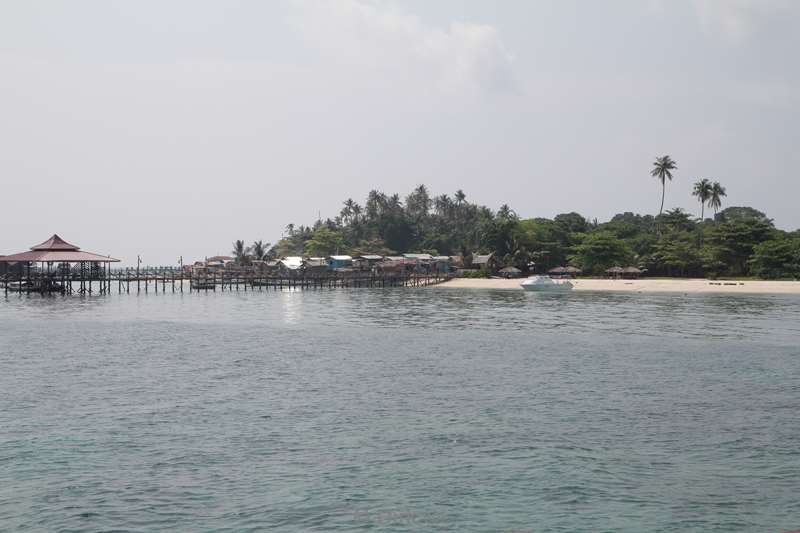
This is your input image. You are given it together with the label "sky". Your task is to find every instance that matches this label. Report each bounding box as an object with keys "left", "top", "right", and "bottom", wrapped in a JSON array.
[{"left": 1, "top": 0, "right": 799, "bottom": 265}]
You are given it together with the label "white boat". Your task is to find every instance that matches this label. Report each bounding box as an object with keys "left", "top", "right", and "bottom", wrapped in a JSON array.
[{"left": 520, "top": 275, "right": 573, "bottom": 292}]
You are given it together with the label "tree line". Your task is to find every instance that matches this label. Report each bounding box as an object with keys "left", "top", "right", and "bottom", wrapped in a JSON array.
[{"left": 230, "top": 156, "right": 799, "bottom": 279}]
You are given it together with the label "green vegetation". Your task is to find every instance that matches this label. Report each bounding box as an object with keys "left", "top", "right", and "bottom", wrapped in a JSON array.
[
  {"left": 228, "top": 157, "right": 797, "bottom": 280},
  {"left": 249, "top": 182, "right": 797, "bottom": 279}
]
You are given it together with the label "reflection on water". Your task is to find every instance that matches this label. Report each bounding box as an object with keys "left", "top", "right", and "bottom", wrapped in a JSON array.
[
  {"left": 1, "top": 288, "right": 800, "bottom": 532},
  {"left": 2, "top": 288, "right": 800, "bottom": 344}
]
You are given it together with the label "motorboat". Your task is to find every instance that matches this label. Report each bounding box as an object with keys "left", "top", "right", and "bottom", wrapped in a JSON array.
[{"left": 520, "top": 275, "right": 573, "bottom": 292}]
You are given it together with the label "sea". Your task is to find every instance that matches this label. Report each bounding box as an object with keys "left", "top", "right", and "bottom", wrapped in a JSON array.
[{"left": 1, "top": 287, "right": 799, "bottom": 532}]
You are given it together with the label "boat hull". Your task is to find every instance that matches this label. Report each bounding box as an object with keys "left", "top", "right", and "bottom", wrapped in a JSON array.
[{"left": 520, "top": 276, "right": 574, "bottom": 292}]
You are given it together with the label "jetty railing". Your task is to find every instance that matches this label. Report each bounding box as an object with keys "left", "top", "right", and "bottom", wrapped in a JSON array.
[{"left": 1, "top": 267, "right": 454, "bottom": 297}]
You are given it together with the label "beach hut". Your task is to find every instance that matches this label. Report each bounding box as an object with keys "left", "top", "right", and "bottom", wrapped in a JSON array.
[
  {"left": 548, "top": 266, "right": 568, "bottom": 278},
  {"left": 606, "top": 266, "right": 624, "bottom": 279},
  {"left": 499, "top": 266, "right": 522, "bottom": 278},
  {"left": 622, "top": 266, "right": 643, "bottom": 279},
  {"left": 471, "top": 253, "right": 498, "bottom": 271}
]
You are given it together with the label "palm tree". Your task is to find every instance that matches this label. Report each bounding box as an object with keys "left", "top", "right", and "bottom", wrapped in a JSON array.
[
  {"left": 251, "top": 240, "right": 270, "bottom": 261},
  {"left": 650, "top": 155, "right": 678, "bottom": 215},
  {"left": 692, "top": 178, "right": 713, "bottom": 220},
  {"left": 232, "top": 239, "right": 248, "bottom": 265},
  {"left": 708, "top": 182, "right": 727, "bottom": 218}
]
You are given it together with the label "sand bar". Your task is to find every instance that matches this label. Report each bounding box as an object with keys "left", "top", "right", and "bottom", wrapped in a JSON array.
[{"left": 435, "top": 277, "right": 800, "bottom": 294}]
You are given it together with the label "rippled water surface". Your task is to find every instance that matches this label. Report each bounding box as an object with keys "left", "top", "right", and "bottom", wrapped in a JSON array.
[{"left": 2, "top": 288, "right": 800, "bottom": 532}]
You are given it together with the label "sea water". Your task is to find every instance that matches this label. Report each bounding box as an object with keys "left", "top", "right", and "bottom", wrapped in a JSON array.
[{"left": 1, "top": 288, "right": 799, "bottom": 532}]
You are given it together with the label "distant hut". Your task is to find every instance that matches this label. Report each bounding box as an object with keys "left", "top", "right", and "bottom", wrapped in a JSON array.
[
  {"left": 606, "top": 266, "right": 624, "bottom": 278},
  {"left": 499, "top": 266, "right": 522, "bottom": 278},
  {"left": 622, "top": 266, "right": 643, "bottom": 279},
  {"left": 279, "top": 256, "right": 304, "bottom": 272},
  {"left": 305, "top": 257, "right": 328, "bottom": 274},
  {"left": 432, "top": 256, "right": 452, "bottom": 273},
  {"left": 548, "top": 266, "right": 568, "bottom": 278},
  {"left": 354, "top": 255, "right": 383, "bottom": 271},
  {"left": 328, "top": 255, "right": 353, "bottom": 270},
  {"left": 471, "top": 253, "right": 498, "bottom": 272},
  {"left": 564, "top": 266, "right": 582, "bottom": 277},
  {"left": 379, "top": 256, "right": 405, "bottom": 273}
]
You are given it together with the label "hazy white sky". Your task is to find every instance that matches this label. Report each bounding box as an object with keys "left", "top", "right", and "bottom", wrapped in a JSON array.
[{"left": 2, "top": 0, "right": 798, "bottom": 265}]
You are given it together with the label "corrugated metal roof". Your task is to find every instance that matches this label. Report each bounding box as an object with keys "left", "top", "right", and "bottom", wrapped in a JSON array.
[
  {"left": 280, "top": 257, "right": 304, "bottom": 269},
  {"left": 360, "top": 255, "right": 384, "bottom": 260},
  {"left": 329, "top": 255, "right": 353, "bottom": 261},
  {"left": 403, "top": 253, "right": 433, "bottom": 260}
]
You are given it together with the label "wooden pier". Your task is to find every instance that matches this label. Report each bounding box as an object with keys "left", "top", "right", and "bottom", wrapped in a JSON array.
[{"left": 1, "top": 268, "right": 453, "bottom": 297}]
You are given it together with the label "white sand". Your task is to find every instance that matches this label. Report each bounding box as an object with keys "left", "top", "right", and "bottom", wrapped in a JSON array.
[{"left": 434, "top": 277, "right": 800, "bottom": 294}]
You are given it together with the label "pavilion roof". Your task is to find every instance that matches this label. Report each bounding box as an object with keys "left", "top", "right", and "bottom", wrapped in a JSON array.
[
  {"left": 0, "top": 234, "right": 119, "bottom": 263},
  {"left": 31, "top": 234, "right": 80, "bottom": 251}
]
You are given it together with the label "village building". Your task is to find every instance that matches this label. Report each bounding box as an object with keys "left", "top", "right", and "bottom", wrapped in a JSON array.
[
  {"left": 353, "top": 255, "right": 384, "bottom": 270},
  {"left": 305, "top": 257, "right": 329, "bottom": 274},
  {"left": 328, "top": 255, "right": 353, "bottom": 270},
  {"left": 470, "top": 252, "right": 498, "bottom": 272},
  {"left": 280, "top": 256, "right": 304, "bottom": 271}
]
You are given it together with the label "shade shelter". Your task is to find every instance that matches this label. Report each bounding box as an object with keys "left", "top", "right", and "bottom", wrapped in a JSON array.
[
  {"left": 547, "top": 266, "right": 567, "bottom": 278},
  {"left": 622, "top": 266, "right": 643, "bottom": 279},
  {"left": 0, "top": 234, "right": 119, "bottom": 294},
  {"left": 606, "top": 266, "right": 624, "bottom": 279},
  {"left": 499, "top": 266, "right": 522, "bottom": 278}
]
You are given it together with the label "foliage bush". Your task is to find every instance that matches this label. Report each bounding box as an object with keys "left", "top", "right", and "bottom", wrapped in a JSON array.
[{"left": 255, "top": 186, "right": 797, "bottom": 280}]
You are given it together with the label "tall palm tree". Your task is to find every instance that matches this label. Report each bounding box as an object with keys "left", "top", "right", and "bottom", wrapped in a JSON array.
[
  {"left": 650, "top": 155, "right": 678, "bottom": 215},
  {"left": 692, "top": 178, "right": 713, "bottom": 220},
  {"left": 708, "top": 181, "right": 727, "bottom": 218},
  {"left": 232, "top": 239, "right": 248, "bottom": 265},
  {"left": 251, "top": 240, "right": 270, "bottom": 261}
]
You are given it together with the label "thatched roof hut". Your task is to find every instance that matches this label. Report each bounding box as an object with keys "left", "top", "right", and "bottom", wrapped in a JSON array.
[
  {"left": 549, "top": 265, "right": 581, "bottom": 278},
  {"left": 622, "top": 266, "right": 643, "bottom": 279},
  {"left": 499, "top": 266, "right": 522, "bottom": 278}
]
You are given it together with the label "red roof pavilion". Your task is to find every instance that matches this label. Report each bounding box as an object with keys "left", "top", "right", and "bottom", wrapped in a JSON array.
[{"left": 0, "top": 234, "right": 119, "bottom": 263}]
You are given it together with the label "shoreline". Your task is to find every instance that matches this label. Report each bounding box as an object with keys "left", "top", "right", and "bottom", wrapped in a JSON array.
[{"left": 434, "top": 277, "right": 800, "bottom": 294}]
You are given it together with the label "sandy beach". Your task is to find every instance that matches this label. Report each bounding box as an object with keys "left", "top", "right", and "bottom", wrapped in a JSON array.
[{"left": 435, "top": 277, "right": 800, "bottom": 294}]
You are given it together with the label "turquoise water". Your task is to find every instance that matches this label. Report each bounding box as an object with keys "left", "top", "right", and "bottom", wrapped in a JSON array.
[{"left": 1, "top": 288, "right": 799, "bottom": 532}]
